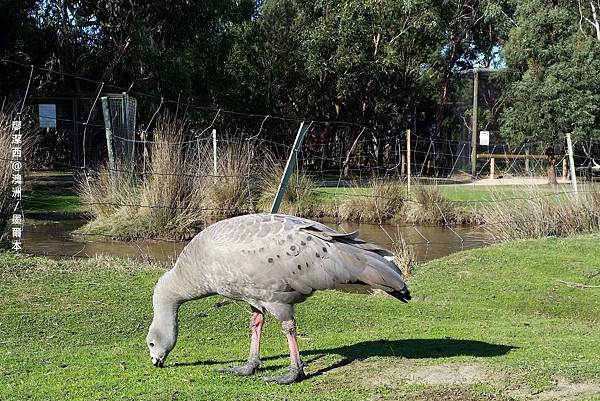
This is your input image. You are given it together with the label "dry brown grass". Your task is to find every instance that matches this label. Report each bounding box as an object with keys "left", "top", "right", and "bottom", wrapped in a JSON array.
[
  {"left": 338, "top": 179, "right": 405, "bottom": 223},
  {"left": 404, "top": 185, "right": 472, "bottom": 226},
  {"left": 79, "top": 118, "right": 207, "bottom": 239},
  {"left": 202, "top": 141, "right": 254, "bottom": 220},
  {"left": 483, "top": 186, "right": 600, "bottom": 241},
  {"left": 0, "top": 107, "right": 34, "bottom": 248},
  {"left": 391, "top": 233, "right": 416, "bottom": 277},
  {"left": 79, "top": 118, "right": 263, "bottom": 240},
  {"left": 257, "top": 154, "right": 316, "bottom": 216},
  {"left": 78, "top": 162, "right": 141, "bottom": 219}
]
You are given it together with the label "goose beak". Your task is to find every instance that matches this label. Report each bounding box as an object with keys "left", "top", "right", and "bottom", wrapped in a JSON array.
[{"left": 152, "top": 357, "right": 164, "bottom": 368}]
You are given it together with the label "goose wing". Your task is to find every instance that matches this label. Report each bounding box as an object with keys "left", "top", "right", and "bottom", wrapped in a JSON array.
[{"left": 195, "top": 214, "right": 410, "bottom": 303}]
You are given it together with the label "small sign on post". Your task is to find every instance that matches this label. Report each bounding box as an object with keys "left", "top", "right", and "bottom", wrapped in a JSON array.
[{"left": 479, "top": 130, "right": 490, "bottom": 146}]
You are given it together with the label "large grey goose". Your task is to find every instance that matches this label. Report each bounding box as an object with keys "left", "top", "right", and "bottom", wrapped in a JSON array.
[{"left": 146, "top": 213, "right": 411, "bottom": 384}]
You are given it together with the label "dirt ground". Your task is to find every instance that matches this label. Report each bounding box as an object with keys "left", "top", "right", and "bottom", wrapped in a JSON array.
[
  {"left": 467, "top": 176, "right": 571, "bottom": 186},
  {"left": 324, "top": 359, "right": 600, "bottom": 401}
]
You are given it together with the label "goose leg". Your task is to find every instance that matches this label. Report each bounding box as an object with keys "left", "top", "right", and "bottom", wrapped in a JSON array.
[
  {"left": 217, "top": 310, "right": 264, "bottom": 376},
  {"left": 263, "top": 319, "right": 305, "bottom": 384}
]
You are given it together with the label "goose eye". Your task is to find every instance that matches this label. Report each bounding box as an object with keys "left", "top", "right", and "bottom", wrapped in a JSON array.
[{"left": 149, "top": 342, "right": 155, "bottom": 348}]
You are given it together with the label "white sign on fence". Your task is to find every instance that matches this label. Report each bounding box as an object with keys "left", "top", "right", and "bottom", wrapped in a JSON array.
[
  {"left": 479, "top": 130, "right": 490, "bottom": 146},
  {"left": 39, "top": 104, "right": 57, "bottom": 128}
]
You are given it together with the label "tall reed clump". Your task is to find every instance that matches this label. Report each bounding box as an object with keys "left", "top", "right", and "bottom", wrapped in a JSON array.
[
  {"left": 483, "top": 186, "right": 600, "bottom": 241},
  {"left": 79, "top": 118, "right": 260, "bottom": 240},
  {"left": 338, "top": 179, "right": 405, "bottom": 223},
  {"left": 391, "top": 233, "right": 416, "bottom": 277},
  {"left": 258, "top": 154, "right": 316, "bottom": 216},
  {"left": 79, "top": 118, "right": 206, "bottom": 240},
  {"left": 138, "top": 122, "right": 207, "bottom": 238},
  {"left": 202, "top": 141, "right": 255, "bottom": 220},
  {"left": 404, "top": 185, "right": 470, "bottom": 225},
  {"left": 78, "top": 161, "right": 141, "bottom": 220}
]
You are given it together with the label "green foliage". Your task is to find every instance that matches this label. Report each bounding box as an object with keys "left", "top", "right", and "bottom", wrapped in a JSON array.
[
  {"left": 1, "top": 0, "right": 515, "bottom": 141},
  {"left": 1, "top": 0, "right": 255, "bottom": 109},
  {"left": 501, "top": 0, "right": 600, "bottom": 143},
  {"left": 224, "top": 0, "right": 513, "bottom": 130}
]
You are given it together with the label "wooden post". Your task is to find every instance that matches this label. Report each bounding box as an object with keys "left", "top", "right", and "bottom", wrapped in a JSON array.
[
  {"left": 271, "top": 122, "right": 312, "bottom": 213},
  {"left": 471, "top": 68, "right": 479, "bottom": 177},
  {"left": 406, "top": 128, "right": 411, "bottom": 193},
  {"left": 100, "top": 97, "right": 116, "bottom": 192},
  {"left": 141, "top": 130, "right": 148, "bottom": 180},
  {"left": 566, "top": 132, "right": 578, "bottom": 196},
  {"left": 525, "top": 148, "right": 530, "bottom": 174},
  {"left": 490, "top": 157, "right": 495, "bottom": 179},
  {"left": 212, "top": 128, "right": 218, "bottom": 182},
  {"left": 562, "top": 158, "right": 568, "bottom": 179}
]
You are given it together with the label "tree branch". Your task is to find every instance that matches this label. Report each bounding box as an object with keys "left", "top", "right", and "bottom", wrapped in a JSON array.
[
  {"left": 558, "top": 280, "right": 600, "bottom": 289},
  {"left": 591, "top": 1, "right": 600, "bottom": 41},
  {"left": 579, "top": 0, "right": 586, "bottom": 33}
]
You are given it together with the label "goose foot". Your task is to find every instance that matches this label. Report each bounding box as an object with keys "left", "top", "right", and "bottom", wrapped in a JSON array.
[
  {"left": 262, "top": 366, "right": 305, "bottom": 384},
  {"left": 216, "top": 359, "right": 260, "bottom": 376}
]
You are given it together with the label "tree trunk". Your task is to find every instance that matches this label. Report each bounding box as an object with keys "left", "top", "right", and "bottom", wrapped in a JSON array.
[{"left": 547, "top": 154, "right": 557, "bottom": 185}]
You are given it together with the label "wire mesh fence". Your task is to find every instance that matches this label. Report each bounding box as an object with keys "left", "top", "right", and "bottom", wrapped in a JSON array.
[{"left": 2, "top": 59, "right": 600, "bottom": 262}]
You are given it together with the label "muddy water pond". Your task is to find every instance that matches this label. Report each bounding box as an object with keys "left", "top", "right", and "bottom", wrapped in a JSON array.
[{"left": 23, "top": 218, "right": 492, "bottom": 264}]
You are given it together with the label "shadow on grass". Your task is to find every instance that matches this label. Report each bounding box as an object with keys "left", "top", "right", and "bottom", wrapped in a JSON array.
[{"left": 175, "top": 338, "right": 515, "bottom": 377}]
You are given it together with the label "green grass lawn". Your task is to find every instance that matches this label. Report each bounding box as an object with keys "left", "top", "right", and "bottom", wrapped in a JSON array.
[
  {"left": 1, "top": 236, "right": 599, "bottom": 400},
  {"left": 23, "top": 190, "right": 84, "bottom": 213},
  {"left": 19, "top": 184, "right": 568, "bottom": 215},
  {"left": 436, "top": 183, "right": 576, "bottom": 203},
  {"left": 314, "top": 183, "right": 577, "bottom": 204}
]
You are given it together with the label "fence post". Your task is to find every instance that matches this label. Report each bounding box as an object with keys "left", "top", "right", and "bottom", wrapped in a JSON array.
[
  {"left": 212, "top": 128, "right": 218, "bottom": 182},
  {"left": 141, "top": 130, "right": 149, "bottom": 181},
  {"left": 471, "top": 68, "right": 479, "bottom": 177},
  {"left": 271, "top": 121, "right": 312, "bottom": 213},
  {"left": 406, "top": 128, "right": 411, "bottom": 194},
  {"left": 490, "top": 157, "right": 495, "bottom": 179},
  {"left": 101, "top": 96, "right": 117, "bottom": 191},
  {"left": 562, "top": 158, "right": 568, "bottom": 179},
  {"left": 525, "top": 148, "right": 530, "bottom": 174},
  {"left": 566, "top": 132, "right": 578, "bottom": 197}
]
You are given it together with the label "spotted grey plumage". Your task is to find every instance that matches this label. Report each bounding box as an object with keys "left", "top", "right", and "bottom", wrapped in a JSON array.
[{"left": 146, "top": 213, "right": 411, "bottom": 383}]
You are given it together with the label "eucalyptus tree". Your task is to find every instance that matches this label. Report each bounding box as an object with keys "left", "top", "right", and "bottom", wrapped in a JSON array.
[
  {"left": 4, "top": 0, "right": 255, "bottom": 106},
  {"left": 224, "top": 0, "right": 512, "bottom": 173},
  {"left": 501, "top": 0, "right": 600, "bottom": 183}
]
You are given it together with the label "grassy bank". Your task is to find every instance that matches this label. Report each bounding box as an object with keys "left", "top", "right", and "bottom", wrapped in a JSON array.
[
  {"left": 23, "top": 190, "right": 83, "bottom": 213},
  {"left": 2, "top": 236, "right": 599, "bottom": 400}
]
